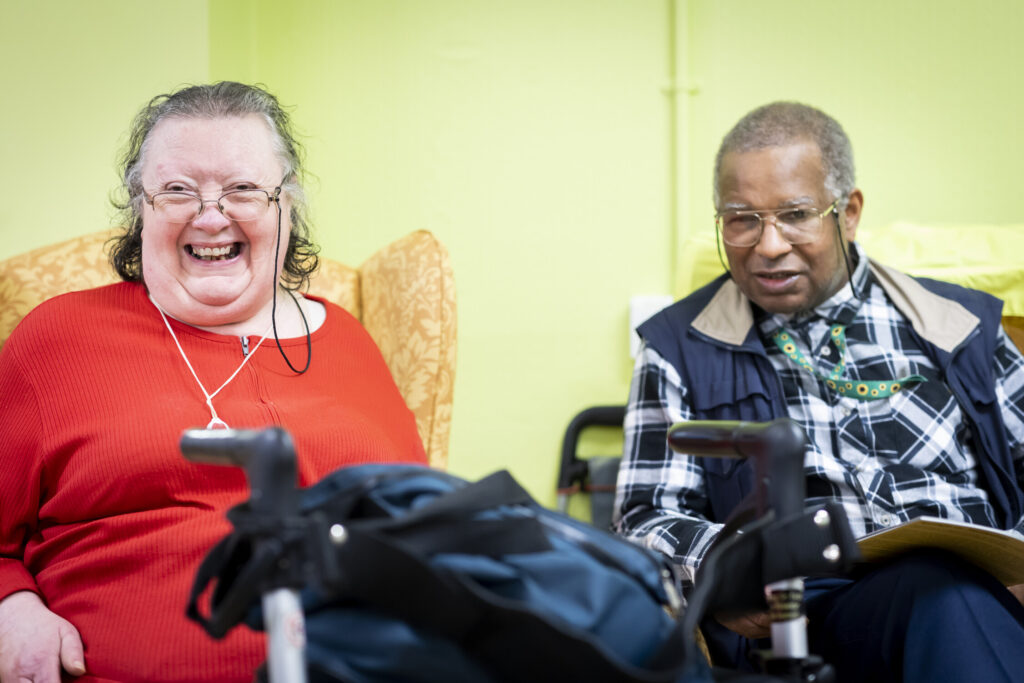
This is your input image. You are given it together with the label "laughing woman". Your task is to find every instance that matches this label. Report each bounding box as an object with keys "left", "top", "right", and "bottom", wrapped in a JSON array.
[{"left": 0, "top": 82, "right": 426, "bottom": 683}]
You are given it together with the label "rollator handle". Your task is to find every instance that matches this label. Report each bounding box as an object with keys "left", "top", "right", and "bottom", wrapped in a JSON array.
[
  {"left": 667, "top": 418, "right": 805, "bottom": 461},
  {"left": 669, "top": 419, "right": 839, "bottom": 679},
  {"left": 180, "top": 427, "right": 299, "bottom": 517},
  {"left": 667, "top": 419, "right": 807, "bottom": 520}
]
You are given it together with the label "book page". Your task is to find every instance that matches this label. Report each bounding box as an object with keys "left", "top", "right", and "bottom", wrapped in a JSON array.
[{"left": 857, "top": 516, "right": 1024, "bottom": 586}]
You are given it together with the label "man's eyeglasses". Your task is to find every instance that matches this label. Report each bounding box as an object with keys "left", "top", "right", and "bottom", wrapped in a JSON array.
[
  {"left": 142, "top": 185, "right": 282, "bottom": 224},
  {"left": 715, "top": 198, "right": 841, "bottom": 247}
]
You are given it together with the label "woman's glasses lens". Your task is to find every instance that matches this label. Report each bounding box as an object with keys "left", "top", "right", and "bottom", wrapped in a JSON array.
[{"left": 150, "top": 190, "right": 272, "bottom": 223}]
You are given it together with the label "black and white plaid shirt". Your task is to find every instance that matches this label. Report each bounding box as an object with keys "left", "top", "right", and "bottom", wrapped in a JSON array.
[{"left": 614, "top": 243, "right": 1024, "bottom": 582}]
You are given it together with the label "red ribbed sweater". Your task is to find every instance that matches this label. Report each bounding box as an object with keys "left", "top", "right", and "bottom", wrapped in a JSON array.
[{"left": 0, "top": 282, "right": 426, "bottom": 682}]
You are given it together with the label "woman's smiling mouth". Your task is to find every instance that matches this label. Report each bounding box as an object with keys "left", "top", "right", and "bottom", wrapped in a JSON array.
[{"left": 186, "top": 243, "right": 241, "bottom": 261}]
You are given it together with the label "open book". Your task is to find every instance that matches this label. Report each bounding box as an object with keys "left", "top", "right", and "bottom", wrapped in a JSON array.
[{"left": 857, "top": 516, "right": 1024, "bottom": 586}]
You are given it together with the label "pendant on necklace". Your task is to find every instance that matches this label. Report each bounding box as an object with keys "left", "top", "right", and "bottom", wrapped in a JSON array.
[{"left": 205, "top": 398, "right": 230, "bottom": 430}]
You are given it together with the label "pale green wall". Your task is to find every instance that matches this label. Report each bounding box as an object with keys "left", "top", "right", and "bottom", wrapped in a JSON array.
[
  {"left": 3, "top": 0, "right": 1023, "bottom": 509},
  {"left": 0, "top": 0, "right": 209, "bottom": 254}
]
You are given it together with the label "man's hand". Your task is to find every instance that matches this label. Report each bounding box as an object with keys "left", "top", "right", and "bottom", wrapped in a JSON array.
[
  {"left": 0, "top": 591, "right": 85, "bottom": 682},
  {"left": 715, "top": 610, "right": 772, "bottom": 640}
]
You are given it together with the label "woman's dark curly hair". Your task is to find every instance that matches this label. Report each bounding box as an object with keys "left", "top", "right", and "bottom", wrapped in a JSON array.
[{"left": 110, "top": 81, "right": 319, "bottom": 290}]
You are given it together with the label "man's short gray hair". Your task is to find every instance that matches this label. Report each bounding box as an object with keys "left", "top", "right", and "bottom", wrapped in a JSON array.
[
  {"left": 110, "top": 81, "right": 318, "bottom": 290},
  {"left": 713, "top": 101, "right": 855, "bottom": 209}
]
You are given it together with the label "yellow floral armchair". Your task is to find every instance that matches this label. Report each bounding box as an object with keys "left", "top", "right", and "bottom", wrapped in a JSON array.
[{"left": 0, "top": 230, "right": 456, "bottom": 468}]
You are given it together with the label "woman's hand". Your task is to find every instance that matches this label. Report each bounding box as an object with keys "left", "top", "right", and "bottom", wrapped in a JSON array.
[
  {"left": 1010, "top": 584, "right": 1024, "bottom": 607},
  {"left": 0, "top": 591, "right": 85, "bottom": 682}
]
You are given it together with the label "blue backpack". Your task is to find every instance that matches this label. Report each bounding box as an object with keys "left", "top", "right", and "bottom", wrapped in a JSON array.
[{"left": 188, "top": 465, "right": 711, "bottom": 682}]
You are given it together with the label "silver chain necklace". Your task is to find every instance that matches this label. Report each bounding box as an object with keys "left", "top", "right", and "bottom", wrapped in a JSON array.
[{"left": 149, "top": 294, "right": 273, "bottom": 430}]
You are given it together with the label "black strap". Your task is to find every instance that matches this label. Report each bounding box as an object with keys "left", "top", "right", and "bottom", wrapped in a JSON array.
[
  {"left": 187, "top": 515, "right": 310, "bottom": 637},
  {"left": 404, "top": 469, "right": 536, "bottom": 517},
  {"left": 187, "top": 535, "right": 281, "bottom": 638},
  {"left": 317, "top": 469, "right": 555, "bottom": 559},
  {"left": 372, "top": 516, "right": 552, "bottom": 558}
]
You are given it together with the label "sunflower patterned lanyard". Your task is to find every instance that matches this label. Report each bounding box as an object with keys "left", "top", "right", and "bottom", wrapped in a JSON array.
[{"left": 772, "top": 324, "right": 927, "bottom": 400}]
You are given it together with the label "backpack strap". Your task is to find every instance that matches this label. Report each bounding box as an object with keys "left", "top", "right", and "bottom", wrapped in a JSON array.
[
  {"left": 186, "top": 534, "right": 279, "bottom": 638},
  {"left": 308, "top": 469, "right": 534, "bottom": 525},
  {"left": 336, "top": 470, "right": 556, "bottom": 557},
  {"left": 187, "top": 511, "right": 313, "bottom": 638}
]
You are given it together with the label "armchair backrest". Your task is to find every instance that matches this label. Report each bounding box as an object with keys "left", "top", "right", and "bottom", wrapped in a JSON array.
[{"left": 0, "top": 230, "right": 456, "bottom": 469}]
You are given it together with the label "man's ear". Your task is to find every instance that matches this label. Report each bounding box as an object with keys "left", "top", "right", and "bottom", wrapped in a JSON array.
[{"left": 842, "top": 189, "right": 864, "bottom": 241}]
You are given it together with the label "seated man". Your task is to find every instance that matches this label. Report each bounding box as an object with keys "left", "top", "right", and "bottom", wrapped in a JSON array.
[{"left": 614, "top": 101, "right": 1024, "bottom": 682}]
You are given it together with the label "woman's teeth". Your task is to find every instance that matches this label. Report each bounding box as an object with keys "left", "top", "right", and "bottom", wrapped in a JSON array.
[{"left": 189, "top": 244, "right": 238, "bottom": 261}]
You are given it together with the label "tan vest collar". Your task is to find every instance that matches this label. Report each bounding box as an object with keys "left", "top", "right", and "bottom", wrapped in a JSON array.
[{"left": 691, "top": 260, "right": 979, "bottom": 353}]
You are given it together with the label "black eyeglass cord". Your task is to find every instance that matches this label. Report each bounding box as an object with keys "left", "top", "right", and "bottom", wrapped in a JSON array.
[
  {"left": 270, "top": 198, "right": 312, "bottom": 374},
  {"left": 714, "top": 224, "right": 731, "bottom": 275},
  {"left": 834, "top": 207, "right": 861, "bottom": 301}
]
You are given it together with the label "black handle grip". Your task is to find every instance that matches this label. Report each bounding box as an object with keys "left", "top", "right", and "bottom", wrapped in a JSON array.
[
  {"left": 181, "top": 428, "right": 270, "bottom": 466},
  {"left": 668, "top": 419, "right": 805, "bottom": 459},
  {"left": 668, "top": 419, "right": 808, "bottom": 520},
  {"left": 179, "top": 426, "right": 299, "bottom": 516}
]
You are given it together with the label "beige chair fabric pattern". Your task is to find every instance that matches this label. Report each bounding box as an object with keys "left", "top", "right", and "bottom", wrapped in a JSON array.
[
  {"left": 0, "top": 230, "right": 456, "bottom": 469},
  {"left": 358, "top": 233, "right": 456, "bottom": 470}
]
